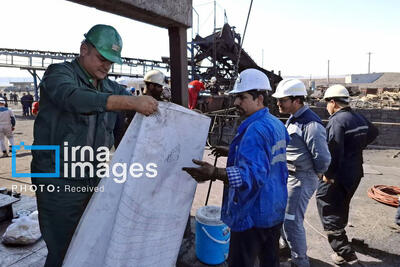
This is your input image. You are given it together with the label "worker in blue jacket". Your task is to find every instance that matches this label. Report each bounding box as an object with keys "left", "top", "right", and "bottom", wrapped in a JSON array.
[
  {"left": 316, "top": 85, "right": 378, "bottom": 265},
  {"left": 183, "top": 68, "right": 290, "bottom": 267}
]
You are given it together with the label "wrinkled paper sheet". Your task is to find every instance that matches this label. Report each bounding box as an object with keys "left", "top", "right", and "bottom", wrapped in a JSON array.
[{"left": 63, "top": 102, "right": 210, "bottom": 267}]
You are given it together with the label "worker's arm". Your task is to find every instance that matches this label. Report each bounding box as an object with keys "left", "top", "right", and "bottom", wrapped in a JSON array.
[
  {"left": 324, "top": 120, "right": 344, "bottom": 180},
  {"left": 303, "top": 121, "right": 331, "bottom": 175},
  {"left": 9, "top": 110, "right": 16, "bottom": 130},
  {"left": 185, "top": 125, "right": 271, "bottom": 201},
  {"left": 366, "top": 120, "right": 379, "bottom": 145},
  {"left": 41, "top": 64, "right": 157, "bottom": 115}
]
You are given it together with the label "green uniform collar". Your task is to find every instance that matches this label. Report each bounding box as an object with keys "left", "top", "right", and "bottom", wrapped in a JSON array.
[{"left": 74, "top": 58, "right": 100, "bottom": 90}]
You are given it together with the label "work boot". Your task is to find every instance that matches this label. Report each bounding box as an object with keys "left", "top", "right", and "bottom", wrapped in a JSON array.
[
  {"left": 1, "top": 151, "right": 8, "bottom": 158},
  {"left": 331, "top": 253, "right": 358, "bottom": 265}
]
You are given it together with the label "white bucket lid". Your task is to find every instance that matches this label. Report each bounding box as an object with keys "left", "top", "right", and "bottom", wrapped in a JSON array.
[{"left": 195, "top": 206, "right": 224, "bottom": 226}]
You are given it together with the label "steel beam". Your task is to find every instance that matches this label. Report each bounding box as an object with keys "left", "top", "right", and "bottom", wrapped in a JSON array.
[{"left": 168, "top": 27, "right": 188, "bottom": 106}]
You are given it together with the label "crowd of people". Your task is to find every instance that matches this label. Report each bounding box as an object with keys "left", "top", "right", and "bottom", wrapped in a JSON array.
[
  {"left": 0, "top": 91, "right": 36, "bottom": 116},
  {"left": 7, "top": 92, "right": 20, "bottom": 104},
  {"left": 0, "top": 23, "right": 392, "bottom": 267}
]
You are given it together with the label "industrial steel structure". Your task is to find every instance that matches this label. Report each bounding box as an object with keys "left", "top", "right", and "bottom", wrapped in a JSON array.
[{"left": 0, "top": 47, "right": 170, "bottom": 101}]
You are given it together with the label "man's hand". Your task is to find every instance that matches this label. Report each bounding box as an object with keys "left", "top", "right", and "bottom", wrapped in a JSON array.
[
  {"left": 182, "top": 159, "right": 216, "bottom": 183},
  {"left": 129, "top": 96, "right": 158, "bottom": 116},
  {"left": 106, "top": 95, "right": 158, "bottom": 116},
  {"left": 210, "top": 146, "right": 229, "bottom": 157},
  {"left": 322, "top": 175, "right": 335, "bottom": 184}
]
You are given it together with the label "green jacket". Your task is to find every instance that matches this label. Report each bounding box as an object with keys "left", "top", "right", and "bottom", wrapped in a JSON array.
[{"left": 31, "top": 58, "right": 128, "bottom": 178}]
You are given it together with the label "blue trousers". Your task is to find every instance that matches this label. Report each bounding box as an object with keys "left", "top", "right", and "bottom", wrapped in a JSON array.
[{"left": 282, "top": 172, "right": 318, "bottom": 267}]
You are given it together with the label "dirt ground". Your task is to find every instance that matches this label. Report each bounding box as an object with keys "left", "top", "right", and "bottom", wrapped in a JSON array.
[{"left": 0, "top": 103, "right": 399, "bottom": 266}]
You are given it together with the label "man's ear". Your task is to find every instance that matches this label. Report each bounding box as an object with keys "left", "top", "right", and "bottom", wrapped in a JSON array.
[
  {"left": 80, "top": 43, "right": 89, "bottom": 56},
  {"left": 257, "top": 94, "right": 264, "bottom": 105},
  {"left": 332, "top": 100, "right": 339, "bottom": 109}
]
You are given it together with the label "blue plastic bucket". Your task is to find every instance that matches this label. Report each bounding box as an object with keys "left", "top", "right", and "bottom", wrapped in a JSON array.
[{"left": 195, "top": 206, "right": 230, "bottom": 265}]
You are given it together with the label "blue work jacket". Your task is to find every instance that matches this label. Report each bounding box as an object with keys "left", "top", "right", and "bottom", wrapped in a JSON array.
[
  {"left": 325, "top": 107, "right": 378, "bottom": 189},
  {"left": 221, "top": 108, "right": 290, "bottom": 231}
]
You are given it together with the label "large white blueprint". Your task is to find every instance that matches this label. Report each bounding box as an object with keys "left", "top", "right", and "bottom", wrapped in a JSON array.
[{"left": 63, "top": 102, "right": 210, "bottom": 267}]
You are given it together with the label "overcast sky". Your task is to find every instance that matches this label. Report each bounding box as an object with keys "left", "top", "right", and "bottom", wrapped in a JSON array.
[{"left": 1, "top": 0, "right": 399, "bottom": 78}]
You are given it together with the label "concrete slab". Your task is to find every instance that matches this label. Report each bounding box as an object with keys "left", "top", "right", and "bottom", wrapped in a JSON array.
[{"left": 8, "top": 247, "right": 46, "bottom": 267}]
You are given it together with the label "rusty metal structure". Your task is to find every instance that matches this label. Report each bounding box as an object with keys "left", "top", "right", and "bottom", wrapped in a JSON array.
[
  {"left": 189, "top": 23, "right": 284, "bottom": 146},
  {"left": 189, "top": 23, "right": 282, "bottom": 115},
  {"left": 190, "top": 23, "right": 282, "bottom": 90}
]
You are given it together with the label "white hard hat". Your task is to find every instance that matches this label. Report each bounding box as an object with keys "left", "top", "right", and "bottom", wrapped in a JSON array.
[
  {"left": 272, "top": 78, "right": 307, "bottom": 98},
  {"left": 144, "top": 69, "right": 166, "bottom": 86},
  {"left": 210, "top": 77, "right": 217, "bottom": 83},
  {"left": 229, "top": 68, "right": 271, "bottom": 94},
  {"left": 0, "top": 97, "right": 5, "bottom": 104},
  {"left": 323, "top": 84, "right": 350, "bottom": 100}
]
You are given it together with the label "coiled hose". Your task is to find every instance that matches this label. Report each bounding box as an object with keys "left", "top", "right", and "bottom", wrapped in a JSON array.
[{"left": 367, "top": 185, "right": 400, "bottom": 207}]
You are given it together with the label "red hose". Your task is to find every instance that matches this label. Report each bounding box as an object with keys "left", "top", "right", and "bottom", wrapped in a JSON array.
[{"left": 367, "top": 185, "right": 400, "bottom": 207}]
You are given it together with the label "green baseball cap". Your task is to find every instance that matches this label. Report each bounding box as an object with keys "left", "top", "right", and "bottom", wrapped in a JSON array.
[{"left": 84, "top": 24, "right": 123, "bottom": 64}]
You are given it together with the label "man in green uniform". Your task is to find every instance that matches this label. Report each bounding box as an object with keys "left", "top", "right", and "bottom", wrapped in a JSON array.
[{"left": 31, "top": 24, "right": 158, "bottom": 267}]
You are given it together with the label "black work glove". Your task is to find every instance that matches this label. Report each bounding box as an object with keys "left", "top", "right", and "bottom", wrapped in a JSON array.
[
  {"left": 210, "top": 146, "right": 229, "bottom": 157},
  {"left": 182, "top": 159, "right": 217, "bottom": 183}
]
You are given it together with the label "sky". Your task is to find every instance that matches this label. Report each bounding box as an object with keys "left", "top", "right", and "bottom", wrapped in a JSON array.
[{"left": 1, "top": 0, "right": 400, "bottom": 79}]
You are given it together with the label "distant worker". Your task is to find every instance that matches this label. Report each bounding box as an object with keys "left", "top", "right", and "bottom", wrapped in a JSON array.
[
  {"left": 273, "top": 79, "right": 331, "bottom": 267},
  {"left": 20, "top": 93, "right": 30, "bottom": 116},
  {"left": 0, "top": 97, "right": 15, "bottom": 157},
  {"left": 32, "top": 101, "right": 39, "bottom": 116},
  {"left": 183, "top": 68, "right": 290, "bottom": 267},
  {"left": 13, "top": 93, "right": 19, "bottom": 105},
  {"left": 118, "top": 69, "right": 168, "bottom": 146},
  {"left": 208, "top": 76, "right": 219, "bottom": 95},
  {"left": 2, "top": 93, "right": 8, "bottom": 107},
  {"left": 26, "top": 92, "right": 34, "bottom": 115},
  {"left": 12, "top": 93, "right": 17, "bottom": 104},
  {"left": 188, "top": 79, "right": 205, "bottom": 109},
  {"left": 143, "top": 69, "right": 167, "bottom": 101},
  {"left": 31, "top": 24, "right": 158, "bottom": 267},
  {"left": 316, "top": 85, "right": 378, "bottom": 265}
]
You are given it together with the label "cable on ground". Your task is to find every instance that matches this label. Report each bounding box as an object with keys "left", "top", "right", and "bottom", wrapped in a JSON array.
[{"left": 367, "top": 185, "right": 400, "bottom": 207}]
